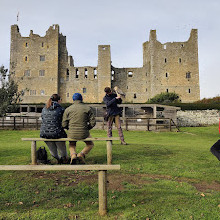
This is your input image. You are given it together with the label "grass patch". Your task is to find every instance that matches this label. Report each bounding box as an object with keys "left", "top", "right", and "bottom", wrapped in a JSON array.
[{"left": 0, "top": 126, "right": 220, "bottom": 219}]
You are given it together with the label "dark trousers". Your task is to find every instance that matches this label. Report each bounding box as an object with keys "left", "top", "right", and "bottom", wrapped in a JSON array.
[{"left": 210, "top": 139, "right": 220, "bottom": 161}]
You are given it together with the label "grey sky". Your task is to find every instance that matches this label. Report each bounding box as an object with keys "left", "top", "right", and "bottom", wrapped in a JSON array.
[{"left": 0, "top": 0, "right": 219, "bottom": 99}]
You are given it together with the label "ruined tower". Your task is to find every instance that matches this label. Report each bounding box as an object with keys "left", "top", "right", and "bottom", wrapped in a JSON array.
[{"left": 10, "top": 24, "right": 200, "bottom": 104}]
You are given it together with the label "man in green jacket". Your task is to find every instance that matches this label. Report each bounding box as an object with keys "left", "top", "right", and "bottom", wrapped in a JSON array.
[{"left": 62, "top": 93, "right": 96, "bottom": 164}]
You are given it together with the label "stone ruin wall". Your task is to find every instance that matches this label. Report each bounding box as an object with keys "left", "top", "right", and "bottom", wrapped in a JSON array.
[
  {"left": 10, "top": 24, "right": 200, "bottom": 104},
  {"left": 177, "top": 110, "right": 219, "bottom": 127}
]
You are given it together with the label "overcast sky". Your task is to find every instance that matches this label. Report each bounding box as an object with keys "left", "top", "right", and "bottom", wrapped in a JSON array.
[{"left": 0, "top": 0, "right": 219, "bottom": 99}]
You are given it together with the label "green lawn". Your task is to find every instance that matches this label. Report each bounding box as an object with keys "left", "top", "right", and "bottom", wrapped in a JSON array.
[{"left": 0, "top": 126, "right": 219, "bottom": 220}]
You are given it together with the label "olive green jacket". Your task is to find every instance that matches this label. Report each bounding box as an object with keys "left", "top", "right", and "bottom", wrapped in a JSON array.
[{"left": 62, "top": 100, "right": 96, "bottom": 140}]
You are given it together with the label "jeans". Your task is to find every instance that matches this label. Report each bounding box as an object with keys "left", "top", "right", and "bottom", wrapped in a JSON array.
[
  {"left": 45, "top": 141, "right": 68, "bottom": 159},
  {"left": 210, "top": 139, "right": 220, "bottom": 161},
  {"left": 107, "top": 115, "right": 125, "bottom": 142}
]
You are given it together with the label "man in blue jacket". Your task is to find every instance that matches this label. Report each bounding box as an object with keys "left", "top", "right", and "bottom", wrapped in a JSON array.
[{"left": 103, "top": 87, "right": 127, "bottom": 145}]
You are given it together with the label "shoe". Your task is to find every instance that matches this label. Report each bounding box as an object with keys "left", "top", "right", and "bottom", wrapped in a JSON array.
[
  {"left": 77, "top": 153, "right": 86, "bottom": 165},
  {"left": 121, "top": 141, "right": 128, "bottom": 145},
  {"left": 60, "top": 156, "right": 70, "bottom": 164},
  {"left": 70, "top": 156, "right": 78, "bottom": 165}
]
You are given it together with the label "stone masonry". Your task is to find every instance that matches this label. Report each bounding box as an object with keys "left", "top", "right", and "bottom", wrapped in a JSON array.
[
  {"left": 177, "top": 110, "right": 219, "bottom": 127},
  {"left": 10, "top": 25, "right": 200, "bottom": 103}
]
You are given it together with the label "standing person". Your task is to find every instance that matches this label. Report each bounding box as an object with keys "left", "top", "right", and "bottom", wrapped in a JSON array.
[
  {"left": 103, "top": 87, "right": 127, "bottom": 145},
  {"left": 62, "top": 93, "right": 96, "bottom": 164},
  {"left": 40, "top": 94, "right": 69, "bottom": 164}
]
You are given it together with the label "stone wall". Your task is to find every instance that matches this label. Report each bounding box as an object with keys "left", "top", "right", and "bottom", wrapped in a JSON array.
[
  {"left": 11, "top": 24, "right": 200, "bottom": 104},
  {"left": 177, "top": 110, "right": 220, "bottom": 127}
]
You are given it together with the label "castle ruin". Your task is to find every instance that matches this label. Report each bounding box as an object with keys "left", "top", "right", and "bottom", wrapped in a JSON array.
[{"left": 10, "top": 24, "right": 200, "bottom": 103}]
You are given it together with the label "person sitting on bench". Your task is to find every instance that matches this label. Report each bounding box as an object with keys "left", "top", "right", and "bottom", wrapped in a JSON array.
[
  {"left": 40, "top": 94, "right": 69, "bottom": 164},
  {"left": 62, "top": 93, "right": 96, "bottom": 164}
]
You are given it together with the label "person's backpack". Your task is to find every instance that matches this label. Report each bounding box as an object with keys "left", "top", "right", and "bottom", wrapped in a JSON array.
[{"left": 36, "top": 146, "right": 49, "bottom": 164}]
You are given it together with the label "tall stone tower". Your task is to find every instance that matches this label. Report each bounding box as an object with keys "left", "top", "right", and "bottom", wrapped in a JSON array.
[
  {"left": 143, "top": 29, "right": 200, "bottom": 102},
  {"left": 97, "top": 45, "right": 111, "bottom": 102},
  {"left": 10, "top": 24, "right": 59, "bottom": 103}
]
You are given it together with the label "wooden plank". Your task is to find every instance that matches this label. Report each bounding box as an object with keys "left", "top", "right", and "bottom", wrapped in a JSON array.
[
  {"left": 0, "top": 165, "right": 120, "bottom": 171},
  {"left": 21, "top": 137, "right": 120, "bottom": 141},
  {"left": 106, "top": 141, "right": 112, "bottom": 165},
  {"left": 98, "top": 170, "right": 107, "bottom": 216},
  {"left": 31, "top": 141, "right": 37, "bottom": 165}
]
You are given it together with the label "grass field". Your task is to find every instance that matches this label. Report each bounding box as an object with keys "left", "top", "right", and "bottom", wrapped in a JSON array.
[{"left": 0, "top": 126, "right": 219, "bottom": 220}]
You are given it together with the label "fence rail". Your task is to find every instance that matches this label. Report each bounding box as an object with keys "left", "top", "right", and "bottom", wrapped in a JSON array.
[{"left": 0, "top": 116, "right": 179, "bottom": 131}]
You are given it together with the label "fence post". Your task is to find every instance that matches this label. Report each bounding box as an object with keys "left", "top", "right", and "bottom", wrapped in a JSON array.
[
  {"left": 31, "top": 141, "right": 37, "bottom": 165},
  {"left": 106, "top": 140, "right": 112, "bottom": 165},
  {"left": 36, "top": 118, "right": 38, "bottom": 130},
  {"left": 2, "top": 117, "right": 4, "bottom": 128},
  {"left": 169, "top": 119, "right": 171, "bottom": 131},
  {"left": 98, "top": 170, "right": 107, "bottom": 216},
  {"left": 147, "top": 118, "right": 150, "bottom": 131},
  {"left": 13, "top": 116, "right": 16, "bottom": 130}
]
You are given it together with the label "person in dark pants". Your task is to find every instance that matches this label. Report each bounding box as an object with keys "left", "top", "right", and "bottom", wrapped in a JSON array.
[
  {"left": 40, "top": 94, "right": 69, "bottom": 164},
  {"left": 103, "top": 87, "right": 127, "bottom": 145},
  {"left": 210, "top": 140, "right": 220, "bottom": 161}
]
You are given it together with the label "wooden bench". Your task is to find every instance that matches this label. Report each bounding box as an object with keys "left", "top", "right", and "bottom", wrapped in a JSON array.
[
  {"left": 0, "top": 164, "right": 120, "bottom": 216},
  {"left": 21, "top": 137, "right": 120, "bottom": 165}
]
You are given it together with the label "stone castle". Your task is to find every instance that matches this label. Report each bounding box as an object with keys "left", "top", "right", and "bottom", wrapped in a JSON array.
[{"left": 10, "top": 24, "right": 200, "bottom": 103}]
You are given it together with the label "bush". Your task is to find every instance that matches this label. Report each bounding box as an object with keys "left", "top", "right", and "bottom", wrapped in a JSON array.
[{"left": 147, "top": 92, "right": 181, "bottom": 104}]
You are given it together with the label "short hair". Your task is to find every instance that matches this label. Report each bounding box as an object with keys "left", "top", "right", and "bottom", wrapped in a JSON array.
[{"left": 104, "top": 87, "right": 111, "bottom": 93}]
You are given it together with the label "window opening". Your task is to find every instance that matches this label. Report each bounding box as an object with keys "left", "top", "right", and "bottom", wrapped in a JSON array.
[
  {"left": 94, "top": 68, "right": 97, "bottom": 79},
  {"left": 25, "top": 42, "right": 28, "bottom": 47},
  {"left": 188, "top": 89, "right": 191, "bottom": 93},
  {"left": 84, "top": 69, "right": 88, "bottom": 78},
  {"left": 166, "top": 72, "right": 168, "bottom": 78},
  {"left": 134, "top": 94, "right": 137, "bottom": 99},
  {"left": 40, "top": 55, "right": 45, "bottom": 61},
  {"left": 165, "top": 58, "right": 167, "bottom": 63},
  {"left": 186, "top": 71, "right": 191, "bottom": 79},
  {"left": 25, "top": 56, "right": 27, "bottom": 61},
  {"left": 179, "top": 58, "right": 181, "bottom": 63},
  {"left": 83, "top": 88, "right": 86, "bottom": 93},
  {"left": 128, "top": 71, "right": 133, "bottom": 77},
  {"left": 67, "top": 93, "right": 69, "bottom": 98},
  {"left": 39, "top": 70, "right": 45, "bottom": 76},
  {"left": 24, "top": 70, "right": 30, "bottom": 76},
  {"left": 166, "top": 89, "right": 169, "bottom": 93},
  {"left": 42, "top": 42, "right": 44, "bottom": 47},
  {"left": 30, "top": 90, "right": 36, "bottom": 95},
  {"left": 66, "top": 69, "right": 69, "bottom": 81},
  {"left": 164, "top": 45, "right": 166, "bottom": 49},
  {"left": 40, "top": 90, "right": 45, "bottom": 95},
  {"left": 76, "top": 69, "right": 79, "bottom": 78}
]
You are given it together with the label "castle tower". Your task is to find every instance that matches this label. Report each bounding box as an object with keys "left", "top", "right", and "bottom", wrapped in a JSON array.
[
  {"left": 143, "top": 29, "right": 200, "bottom": 102},
  {"left": 97, "top": 45, "right": 111, "bottom": 102},
  {"left": 10, "top": 24, "right": 60, "bottom": 103}
]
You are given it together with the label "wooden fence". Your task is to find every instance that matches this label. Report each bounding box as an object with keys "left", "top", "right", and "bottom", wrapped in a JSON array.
[{"left": 0, "top": 116, "right": 179, "bottom": 131}]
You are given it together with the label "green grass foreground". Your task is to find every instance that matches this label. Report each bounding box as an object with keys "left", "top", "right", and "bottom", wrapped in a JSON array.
[{"left": 0, "top": 126, "right": 219, "bottom": 220}]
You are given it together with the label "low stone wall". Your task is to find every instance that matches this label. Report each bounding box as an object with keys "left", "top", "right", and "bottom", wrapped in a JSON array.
[{"left": 177, "top": 110, "right": 219, "bottom": 127}]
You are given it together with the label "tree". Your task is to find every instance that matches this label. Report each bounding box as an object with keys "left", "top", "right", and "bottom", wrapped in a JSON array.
[
  {"left": 0, "top": 65, "right": 23, "bottom": 116},
  {"left": 147, "top": 92, "right": 181, "bottom": 104}
]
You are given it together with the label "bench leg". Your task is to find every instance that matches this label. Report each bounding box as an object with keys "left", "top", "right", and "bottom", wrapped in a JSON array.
[
  {"left": 31, "top": 141, "right": 37, "bottom": 165},
  {"left": 98, "top": 170, "right": 107, "bottom": 216},
  {"left": 106, "top": 141, "right": 112, "bottom": 165}
]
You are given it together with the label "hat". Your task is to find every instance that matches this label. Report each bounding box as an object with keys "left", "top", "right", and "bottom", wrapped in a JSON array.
[{"left": 72, "top": 93, "right": 83, "bottom": 101}]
